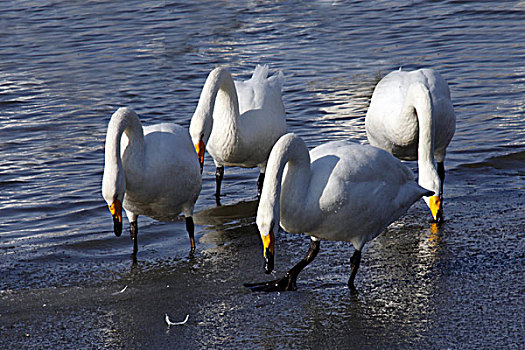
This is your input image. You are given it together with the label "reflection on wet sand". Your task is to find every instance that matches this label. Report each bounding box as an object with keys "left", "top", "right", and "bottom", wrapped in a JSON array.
[
  {"left": 194, "top": 200, "right": 259, "bottom": 248},
  {"left": 194, "top": 200, "right": 258, "bottom": 226}
]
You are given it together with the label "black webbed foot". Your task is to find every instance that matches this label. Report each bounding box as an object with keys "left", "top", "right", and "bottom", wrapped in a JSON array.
[{"left": 244, "top": 273, "right": 296, "bottom": 292}]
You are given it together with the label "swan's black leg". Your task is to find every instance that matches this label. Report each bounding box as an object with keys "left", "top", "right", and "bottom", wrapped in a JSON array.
[
  {"left": 257, "top": 172, "right": 265, "bottom": 198},
  {"left": 130, "top": 221, "right": 138, "bottom": 257},
  {"left": 348, "top": 249, "right": 361, "bottom": 294},
  {"left": 245, "top": 239, "right": 320, "bottom": 292},
  {"left": 185, "top": 216, "right": 196, "bottom": 255},
  {"left": 215, "top": 166, "right": 224, "bottom": 206},
  {"left": 437, "top": 161, "right": 445, "bottom": 194}
]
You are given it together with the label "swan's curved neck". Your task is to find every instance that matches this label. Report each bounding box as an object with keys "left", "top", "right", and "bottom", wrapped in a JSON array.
[
  {"left": 104, "top": 108, "right": 145, "bottom": 188},
  {"left": 403, "top": 83, "right": 440, "bottom": 193},
  {"left": 193, "top": 68, "right": 240, "bottom": 140},
  {"left": 259, "top": 135, "right": 311, "bottom": 225}
]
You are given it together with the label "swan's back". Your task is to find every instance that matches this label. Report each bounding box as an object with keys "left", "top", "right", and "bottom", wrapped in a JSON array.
[
  {"left": 368, "top": 68, "right": 451, "bottom": 118},
  {"left": 373, "top": 68, "right": 447, "bottom": 100},
  {"left": 143, "top": 123, "right": 198, "bottom": 171},
  {"left": 235, "top": 64, "right": 285, "bottom": 116},
  {"left": 303, "top": 142, "right": 430, "bottom": 248}
]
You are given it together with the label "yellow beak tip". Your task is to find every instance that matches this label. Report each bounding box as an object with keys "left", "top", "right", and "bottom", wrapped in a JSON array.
[
  {"left": 261, "top": 231, "right": 275, "bottom": 256},
  {"left": 194, "top": 140, "right": 205, "bottom": 162},
  {"left": 429, "top": 196, "right": 442, "bottom": 218},
  {"left": 108, "top": 200, "right": 123, "bottom": 221}
]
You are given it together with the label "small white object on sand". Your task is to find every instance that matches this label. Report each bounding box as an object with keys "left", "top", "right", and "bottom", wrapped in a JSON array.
[
  {"left": 112, "top": 285, "right": 128, "bottom": 295},
  {"left": 165, "top": 313, "right": 189, "bottom": 327}
]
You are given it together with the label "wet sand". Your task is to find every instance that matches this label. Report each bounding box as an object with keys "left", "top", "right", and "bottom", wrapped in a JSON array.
[{"left": 1, "top": 164, "right": 524, "bottom": 349}]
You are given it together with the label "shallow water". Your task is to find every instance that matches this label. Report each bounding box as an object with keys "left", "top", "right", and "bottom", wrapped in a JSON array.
[{"left": 1, "top": 0, "right": 524, "bottom": 348}]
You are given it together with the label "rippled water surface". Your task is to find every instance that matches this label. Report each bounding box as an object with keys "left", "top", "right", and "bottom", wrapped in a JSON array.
[{"left": 1, "top": 1, "right": 524, "bottom": 348}]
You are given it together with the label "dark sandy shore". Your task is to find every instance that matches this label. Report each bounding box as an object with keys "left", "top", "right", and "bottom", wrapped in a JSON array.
[{"left": 1, "top": 166, "right": 524, "bottom": 349}]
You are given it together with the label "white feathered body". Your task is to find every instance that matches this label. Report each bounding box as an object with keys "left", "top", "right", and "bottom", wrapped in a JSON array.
[
  {"left": 192, "top": 65, "right": 287, "bottom": 171},
  {"left": 258, "top": 134, "right": 430, "bottom": 251},
  {"left": 365, "top": 68, "right": 455, "bottom": 161},
  {"left": 103, "top": 108, "right": 201, "bottom": 222}
]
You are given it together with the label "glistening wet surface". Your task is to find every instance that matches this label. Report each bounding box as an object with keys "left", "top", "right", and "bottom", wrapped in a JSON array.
[{"left": 1, "top": 1, "right": 524, "bottom": 348}]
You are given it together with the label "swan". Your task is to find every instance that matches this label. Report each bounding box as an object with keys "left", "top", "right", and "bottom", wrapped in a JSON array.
[
  {"left": 101, "top": 107, "right": 202, "bottom": 257},
  {"left": 189, "top": 65, "right": 287, "bottom": 205},
  {"left": 365, "top": 68, "right": 456, "bottom": 223},
  {"left": 244, "top": 133, "right": 433, "bottom": 293}
]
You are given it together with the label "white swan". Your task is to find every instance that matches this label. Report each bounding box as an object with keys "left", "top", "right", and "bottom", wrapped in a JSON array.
[
  {"left": 101, "top": 107, "right": 202, "bottom": 257},
  {"left": 365, "top": 68, "right": 456, "bottom": 223},
  {"left": 189, "top": 65, "right": 287, "bottom": 205},
  {"left": 245, "top": 133, "right": 433, "bottom": 293}
]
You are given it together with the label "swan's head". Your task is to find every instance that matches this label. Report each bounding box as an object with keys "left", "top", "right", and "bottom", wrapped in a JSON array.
[
  {"left": 102, "top": 166, "right": 126, "bottom": 237},
  {"left": 189, "top": 113, "right": 212, "bottom": 173},
  {"left": 256, "top": 200, "right": 280, "bottom": 274},
  {"left": 258, "top": 221, "right": 276, "bottom": 275},
  {"left": 424, "top": 195, "right": 443, "bottom": 224},
  {"left": 419, "top": 162, "right": 444, "bottom": 223}
]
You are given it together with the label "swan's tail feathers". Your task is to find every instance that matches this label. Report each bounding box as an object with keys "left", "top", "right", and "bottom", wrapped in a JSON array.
[
  {"left": 268, "top": 69, "right": 285, "bottom": 91},
  {"left": 251, "top": 65, "right": 284, "bottom": 90},
  {"left": 252, "top": 64, "right": 269, "bottom": 81}
]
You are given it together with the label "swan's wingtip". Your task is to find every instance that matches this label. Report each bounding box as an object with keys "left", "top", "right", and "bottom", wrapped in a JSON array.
[
  {"left": 274, "top": 69, "right": 285, "bottom": 81},
  {"left": 267, "top": 68, "right": 285, "bottom": 89}
]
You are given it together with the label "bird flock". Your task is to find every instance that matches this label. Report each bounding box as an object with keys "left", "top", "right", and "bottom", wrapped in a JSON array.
[{"left": 102, "top": 65, "right": 455, "bottom": 293}]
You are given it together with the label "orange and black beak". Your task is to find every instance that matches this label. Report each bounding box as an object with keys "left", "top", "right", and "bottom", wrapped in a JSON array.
[
  {"left": 194, "top": 139, "right": 205, "bottom": 173},
  {"left": 261, "top": 231, "right": 275, "bottom": 274},
  {"left": 429, "top": 195, "right": 444, "bottom": 224},
  {"left": 108, "top": 199, "right": 122, "bottom": 237}
]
